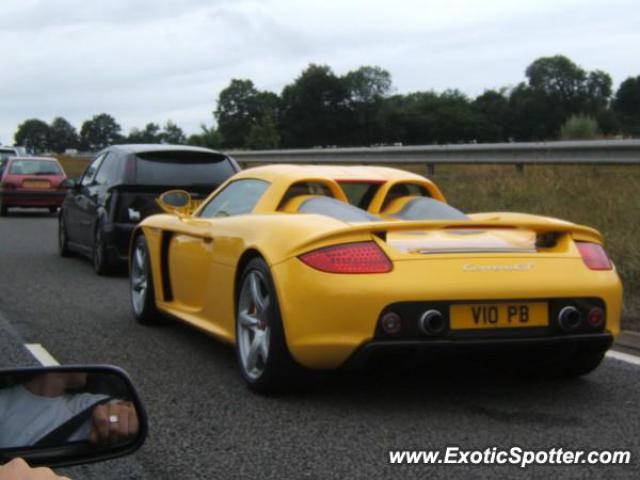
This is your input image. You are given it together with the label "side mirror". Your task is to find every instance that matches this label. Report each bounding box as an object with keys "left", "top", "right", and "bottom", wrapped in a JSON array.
[
  {"left": 60, "top": 178, "right": 78, "bottom": 190},
  {"left": 0, "top": 365, "right": 147, "bottom": 468},
  {"left": 157, "top": 189, "right": 194, "bottom": 216}
]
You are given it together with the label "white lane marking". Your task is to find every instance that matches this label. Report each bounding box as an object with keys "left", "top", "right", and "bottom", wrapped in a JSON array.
[
  {"left": 606, "top": 349, "right": 640, "bottom": 367},
  {"left": 24, "top": 343, "right": 60, "bottom": 366}
]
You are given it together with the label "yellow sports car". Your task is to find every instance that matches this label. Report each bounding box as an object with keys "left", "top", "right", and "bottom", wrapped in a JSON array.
[{"left": 129, "top": 165, "right": 622, "bottom": 392}]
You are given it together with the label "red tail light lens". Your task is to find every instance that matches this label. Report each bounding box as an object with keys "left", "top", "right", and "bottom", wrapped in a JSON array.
[
  {"left": 576, "top": 242, "right": 612, "bottom": 270},
  {"left": 299, "top": 241, "right": 392, "bottom": 274}
]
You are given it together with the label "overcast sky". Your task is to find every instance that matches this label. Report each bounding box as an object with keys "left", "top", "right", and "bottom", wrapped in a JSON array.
[{"left": 1, "top": 0, "right": 637, "bottom": 144}]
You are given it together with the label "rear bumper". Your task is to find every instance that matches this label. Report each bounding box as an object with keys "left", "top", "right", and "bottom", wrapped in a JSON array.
[
  {"left": 345, "top": 332, "right": 613, "bottom": 369},
  {"left": 271, "top": 256, "right": 622, "bottom": 369},
  {"left": 0, "top": 190, "right": 66, "bottom": 207}
]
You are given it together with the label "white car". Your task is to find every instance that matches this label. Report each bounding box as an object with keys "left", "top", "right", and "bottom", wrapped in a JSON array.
[{"left": 0, "top": 146, "right": 27, "bottom": 174}]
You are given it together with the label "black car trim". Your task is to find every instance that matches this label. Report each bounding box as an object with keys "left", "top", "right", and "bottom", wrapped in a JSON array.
[{"left": 345, "top": 332, "right": 614, "bottom": 369}]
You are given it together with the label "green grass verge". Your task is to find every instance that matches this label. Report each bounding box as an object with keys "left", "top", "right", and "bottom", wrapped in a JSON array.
[{"left": 407, "top": 163, "right": 639, "bottom": 328}]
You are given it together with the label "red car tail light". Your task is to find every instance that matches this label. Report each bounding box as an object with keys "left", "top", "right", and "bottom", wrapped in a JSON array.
[
  {"left": 299, "top": 241, "right": 392, "bottom": 274},
  {"left": 576, "top": 242, "right": 612, "bottom": 270}
]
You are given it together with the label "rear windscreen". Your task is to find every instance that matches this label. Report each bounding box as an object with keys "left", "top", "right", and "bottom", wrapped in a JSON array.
[
  {"left": 134, "top": 151, "right": 236, "bottom": 186},
  {"left": 337, "top": 182, "right": 383, "bottom": 209},
  {"left": 9, "top": 160, "right": 62, "bottom": 175}
]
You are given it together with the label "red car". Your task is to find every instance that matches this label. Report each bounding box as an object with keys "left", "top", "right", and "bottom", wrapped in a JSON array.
[{"left": 0, "top": 156, "right": 69, "bottom": 216}]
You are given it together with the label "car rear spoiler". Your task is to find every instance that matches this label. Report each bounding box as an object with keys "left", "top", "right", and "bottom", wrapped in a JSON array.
[{"left": 295, "top": 218, "right": 603, "bottom": 252}]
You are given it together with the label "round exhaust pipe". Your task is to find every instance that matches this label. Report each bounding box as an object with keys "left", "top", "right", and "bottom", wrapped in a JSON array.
[
  {"left": 558, "top": 306, "right": 583, "bottom": 332},
  {"left": 419, "top": 309, "right": 445, "bottom": 335}
]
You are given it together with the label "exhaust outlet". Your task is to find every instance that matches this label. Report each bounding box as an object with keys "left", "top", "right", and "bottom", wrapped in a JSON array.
[
  {"left": 558, "top": 306, "right": 582, "bottom": 332},
  {"left": 419, "top": 309, "right": 445, "bottom": 335}
]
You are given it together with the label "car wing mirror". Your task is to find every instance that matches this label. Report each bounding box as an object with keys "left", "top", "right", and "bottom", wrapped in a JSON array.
[
  {"left": 157, "top": 189, "right": 194, "bottom": 217},
  {"left": 60, "top": 178, "right": 78, "bottom": 190},
  {"left": 0, "top": 365, "right": 147, "bottom": 468}
]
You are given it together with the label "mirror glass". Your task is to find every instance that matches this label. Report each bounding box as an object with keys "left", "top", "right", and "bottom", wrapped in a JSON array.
[
  {"left": 60, "top": 178, "right": 77, "bottom": 189},
  {"left": 160, "top": 190, "right": 190, "bottom": 208},
  {"left": 0, "top": 366, "right": 146, "bottom": 467},
  {"left": 157, "top": 189, "right": 193, "bottom": 216}
]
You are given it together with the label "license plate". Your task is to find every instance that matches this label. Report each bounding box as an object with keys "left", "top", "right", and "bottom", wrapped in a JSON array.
[
  {"left": 23, "top": 180, "right": 50, "bottom": 189},
  {"left": 450, "top": 302, "right": 548, "bottom": 330}
]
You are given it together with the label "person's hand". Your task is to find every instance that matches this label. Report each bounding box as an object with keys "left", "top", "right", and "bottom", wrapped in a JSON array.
[
  {"left": 0, "top": 458, "right": 70, "bottom": 480},
  {"left": 89, "top": 401, "right": 139, "bottom": 445}
]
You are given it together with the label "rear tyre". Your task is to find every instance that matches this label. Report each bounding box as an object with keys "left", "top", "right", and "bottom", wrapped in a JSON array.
[
  {"left": 58, "top": 214, "right": 72, "bottom": 257},
  {"left": 93, "top": 224, "right": 114, "bottom": 275},
  {"left": 235, "top": 257, "right": 303, "bottom": 394},
  {"left": 130, "top": 234, "right": 160, "bottom": 325}
]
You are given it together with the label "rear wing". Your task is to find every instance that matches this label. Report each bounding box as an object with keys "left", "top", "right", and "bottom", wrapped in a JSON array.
[{"left": 295, "top": 217, "right": 603, "bottom": 252}]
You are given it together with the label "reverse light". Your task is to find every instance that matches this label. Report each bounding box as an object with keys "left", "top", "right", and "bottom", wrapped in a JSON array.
[
  {"left": 299, "top": 241, "right": 392, "bottom": 274},
  {"left": 128, "top": 208, "right": 141, "bottom": 222},
  {"left": 576, "top": 242, "right": 612, "bottom": 270}
]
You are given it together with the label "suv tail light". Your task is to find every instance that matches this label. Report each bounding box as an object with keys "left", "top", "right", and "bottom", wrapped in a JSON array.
[
  {"left": 576, "top": 242, "right": 612, "bottom": 270},
  {"left": 299, "top": 241, "right": 392, "bottom": 273}
]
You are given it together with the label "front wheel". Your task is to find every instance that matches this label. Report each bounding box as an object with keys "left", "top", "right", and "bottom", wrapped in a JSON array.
[
  {"left": 235, "top": 257, "right": 302, "bottom": 393},
  {"left": 130, "top": 235, "right": 160, "bottom": 325}
]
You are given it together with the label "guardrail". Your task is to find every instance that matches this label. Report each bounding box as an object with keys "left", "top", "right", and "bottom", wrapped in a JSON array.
[
  {"left": 228, "top": 140, "right": 640, "bottom": 173},
  {"left": 61, "top": 140, "right": 640, "bottom": 174}
]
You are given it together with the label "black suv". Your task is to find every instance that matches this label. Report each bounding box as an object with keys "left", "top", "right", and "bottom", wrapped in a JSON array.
[{"left": 59, "top": 144, "right": 240, "bottom": 274}]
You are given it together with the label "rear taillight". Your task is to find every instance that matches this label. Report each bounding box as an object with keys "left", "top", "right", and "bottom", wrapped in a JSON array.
[
  {"left": 299, "top": 241, "right": 392, "bottom": 274},
  {"left": 576, "top": 242, "right": 612, "bottom": 270}
]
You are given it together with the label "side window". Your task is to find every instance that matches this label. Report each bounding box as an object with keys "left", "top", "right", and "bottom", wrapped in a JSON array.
[
  {"left": 80, "top": 153, "right": 106, "bottom": 187},
  {"left": 198, "top": 179, "right": 269, "bottom": 218},
  {"left": 94, "top": 153, "right": 120, "bottom": 186}
]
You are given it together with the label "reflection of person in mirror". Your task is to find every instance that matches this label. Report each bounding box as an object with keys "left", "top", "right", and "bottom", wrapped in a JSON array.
[
  {"left": 0, "top": 372, "right": 139, "bottom": 449},
  {"left": 0, "top": 458, "right": 70, "bottom": 480}
]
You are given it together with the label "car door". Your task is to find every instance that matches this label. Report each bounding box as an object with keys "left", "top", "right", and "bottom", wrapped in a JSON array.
[
  {"left": 65, "top": 153, "right": 106, "bottom": 247},
  {"left": 167, "top": 179, "right": 270, "bottom": 318}
]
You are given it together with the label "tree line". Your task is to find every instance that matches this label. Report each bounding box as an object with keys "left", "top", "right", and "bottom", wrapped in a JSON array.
[
  {"left": 10, "top": 55, "right": 640, "bottom": 153},
  {"left": 11, "top": 116, "right": 187, "bottom": 154}
]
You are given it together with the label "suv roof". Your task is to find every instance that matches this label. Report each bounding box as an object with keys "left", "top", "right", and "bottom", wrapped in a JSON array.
[{"left": 107, "top": 144, "right": 224, "bottom": 155}]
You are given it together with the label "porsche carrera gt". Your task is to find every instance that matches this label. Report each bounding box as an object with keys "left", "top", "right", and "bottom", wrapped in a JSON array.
[{"left": 128, "top": 165, "right": 622, "bottom": 392}]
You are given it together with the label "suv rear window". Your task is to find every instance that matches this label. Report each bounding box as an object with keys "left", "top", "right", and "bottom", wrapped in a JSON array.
[{"left": 134, "top": 151, "right": 236, "bottom": 187}]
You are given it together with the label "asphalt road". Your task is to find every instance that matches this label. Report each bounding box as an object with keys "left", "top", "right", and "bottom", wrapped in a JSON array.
[{"left": 1, "top": 210, "right": 639, "bottom": 479}]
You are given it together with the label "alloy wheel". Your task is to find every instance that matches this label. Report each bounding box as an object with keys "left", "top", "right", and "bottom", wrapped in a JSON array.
[
  {"left": 237, "top": 271, "right": 271, "bottom": 380},
  {"left": 130, "top": 243, "right": 148, "bottom": 316}
]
